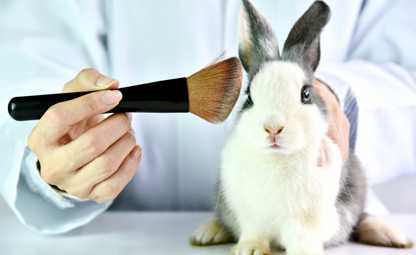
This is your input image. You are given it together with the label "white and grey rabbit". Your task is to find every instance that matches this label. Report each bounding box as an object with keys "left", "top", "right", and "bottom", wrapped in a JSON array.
[{"left": 191, "top": 1, "right": 368, "bottom": 255}]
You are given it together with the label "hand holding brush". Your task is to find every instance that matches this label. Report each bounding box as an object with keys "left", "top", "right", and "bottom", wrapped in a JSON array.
[
  {"left": 14, "top": 58, "right": 242, "bottom": 202},
  {"left": 25, "top": 69, "right": 138, "bottom": 203}
]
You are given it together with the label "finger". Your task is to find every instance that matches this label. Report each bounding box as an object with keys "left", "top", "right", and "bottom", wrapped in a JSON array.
[
  {"left": 65, "top": 120, "right": 89, "bottom": 142},
  {"left": 62, "top": 69, "right": 120, "bottom": 141},
  {"left": 64, "top": 68, "right": 119, "bottom": 92},
  {"left": 317, "top": 141, "right": 326, "bottom": 167},
  {"left": 85, "top": 110, "right": 132, "bottom": 133},
  {"left": 314, "top": 80, "right": 338, "bottom": 110},
  {"left": 90, "top": 145, "right": 141, "bottom": 203},
  {"left": 73, "top": 109, "right": 131, "bottom": 140},
  {"left": 341, "top": 114, "right": 350, "bottom": 160},
  {"left": 313, "top": 79, "right": 327, "bottom": 98},
  {"left": 126, "top": 112, "right": 132, "bottom": 123},
  {"left": 68, "top": 105, "right": 121, "bottom": 141},
  {"left": 62, "top": 130, "right": 137, "bottom": 199},
  {"left": 82, "top": 112, "right": 132, "bottom": 139},
  {"left": 67, "top": 114, "right": 105, "bottom": 141},
  {"left": 37, "top": 89, "right": 123, "bottom": 144},
  {"left": 57, "top": 113, "right": 131, "bottom": 171}
]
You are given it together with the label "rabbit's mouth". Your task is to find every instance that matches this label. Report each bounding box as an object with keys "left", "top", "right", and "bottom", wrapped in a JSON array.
[
  {"left": 270, "top": 143, "right": 280, "bottom": 149},
  {"left": 269, "top": 143, "right": 280, "bottom": 149},
  {"left": 266, "top": 141, "right": 285, "bottom": 152},
  {"left": 267, "top": 135, "right": 282, "bottom": 149},
  {"left": 265, "top": 137, "right": 295, "bottom": 154}
]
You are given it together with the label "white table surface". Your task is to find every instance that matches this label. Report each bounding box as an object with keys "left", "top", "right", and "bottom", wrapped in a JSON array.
[{"left": 0, "top": 207, "right": 415, "bottom": 255}]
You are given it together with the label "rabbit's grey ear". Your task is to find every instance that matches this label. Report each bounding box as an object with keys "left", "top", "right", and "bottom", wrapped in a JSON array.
[
  {"left": 239, "top": 0, "right": 280, "bottom": 78},
  {"left": 282, "top": 1, "right": 330, "bottom": 72}
]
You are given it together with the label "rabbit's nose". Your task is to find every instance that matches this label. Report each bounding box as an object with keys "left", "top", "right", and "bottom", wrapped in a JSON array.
[{"left": 264, "top": 125, "right": 284, "bottom": 135}]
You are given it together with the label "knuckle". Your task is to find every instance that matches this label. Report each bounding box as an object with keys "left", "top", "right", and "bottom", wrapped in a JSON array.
[
  {"left": 27, "top": 130, "right": 38, "bottom": 151},
  {"left": 115, "top": 113, "right": 130, "bottom": 127},
  {"left": 125, "top": 161, "right": 139, "bottom": 181},
  {"left": 93, "top": 196, "right": 111, "bottom": 204},
  {"left": 27, "top": 125, "right": 49, "bottom": 152},
  {"left": 121, "top": 113, "right": 130, "bottom": 122},
  {"left": 66, "top": 187, "right": 88, "bottom": 200},
  {"left": 102, "top": 183, "right": 119, "bottom": 199},
  {"left": 77, "top": 68, "right": 99, "bottom": 88},
  {"left": 45, "top": 104, "right": 65, "bottom": 123},
  {"left": 83, "top": 133, "right": 104, "bottom": 155},
  {"left": 126, "top": 131, "right": 136, "bottom": 144},
  {"left": 82, "top": 95, "right": 101, "bottom": 113},
  {"left": 110, "top": 114, "right": 129, "bottom": 130},
  {"left": 93, "top": 184, "right": 118, "bottom": 203},
  {"left": 63, "top": 78, "right": 76, "bottom": 91},
  {"left": 97, "top": 156, "right": 117, "bottom": 174},
  {"left": 62, "top": 151, "right": 78, "bottom": 171},
  {"left": 136, "top": 146, "right": 142, "bottom": 156},
  {"left": 102, "top": 183, "right": 117, "bottom": 197},
  {"left": 123, "top": 114, "right": 131, "bottom": 126},
  {"left": 40, "top": 165, "right": 59, "bottom": 185},
  {"left": 78, "top": 68, "right": 97, "bottom": 79},
  {"left": 132, "top": 145, "right": 142, "bottom": 160}
]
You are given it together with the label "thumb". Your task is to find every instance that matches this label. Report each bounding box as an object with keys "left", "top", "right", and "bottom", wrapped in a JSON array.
[{"left": 63, "top": 68, "right": 119, "bottom": 92}]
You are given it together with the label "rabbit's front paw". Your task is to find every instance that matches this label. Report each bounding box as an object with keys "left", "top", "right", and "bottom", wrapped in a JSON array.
[
  {"left": 232, "top": 240, "right": 271, "bottom": 255},
  {"left": 190, "top": 217, "right": 233, "bottom": 246}
]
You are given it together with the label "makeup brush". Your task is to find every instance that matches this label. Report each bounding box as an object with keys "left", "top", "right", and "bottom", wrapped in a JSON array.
[{"left": 8, "top": 57, "right": 242, "bottom": 123}]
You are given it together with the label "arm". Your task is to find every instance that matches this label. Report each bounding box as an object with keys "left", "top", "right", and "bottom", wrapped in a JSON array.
[
  {"left": 0, "top": 1, "right": 114, "bottom": 234},
  {"left": 316, "top": 0, "right": 416, "bottom": 214}
]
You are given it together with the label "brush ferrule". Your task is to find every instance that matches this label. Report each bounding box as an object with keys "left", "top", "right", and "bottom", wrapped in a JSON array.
[{"left": 116, "top": 78, "right": 189, "bottom": 113}]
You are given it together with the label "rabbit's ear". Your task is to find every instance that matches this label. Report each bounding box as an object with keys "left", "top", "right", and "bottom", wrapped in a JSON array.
[
  {"left": 282, "top": 1, "right": 330, "bottom": 72},
  {"left": 239, "top": 0, "right": 280, "bottom": 78}
]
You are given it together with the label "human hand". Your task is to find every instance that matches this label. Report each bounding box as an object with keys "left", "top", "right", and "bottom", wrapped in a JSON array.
[
  {"left": 27, "top": 68, "right": 141, "bottom": 203},
  {"left": 314, "top": 79, "right": 350, "bottom": 165}
]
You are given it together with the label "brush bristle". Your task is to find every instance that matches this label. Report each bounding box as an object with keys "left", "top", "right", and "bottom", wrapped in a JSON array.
[{"left": 187, "top": 57, "right": 242, "bottom": 123}]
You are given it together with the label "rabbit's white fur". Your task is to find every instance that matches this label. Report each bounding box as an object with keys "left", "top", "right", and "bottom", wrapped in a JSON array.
[
  {"left": 220, "top": 61, "right": 342, "bottom": 255},
  {"left": 190, "top": 1, "right": 369, "bottom": 254}
]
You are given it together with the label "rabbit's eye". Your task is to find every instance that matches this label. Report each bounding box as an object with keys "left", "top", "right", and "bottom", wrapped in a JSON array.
[
  {"left": 301, "top": 85, "right": 313, "bottom": 104},
  {"left": 247, "top": 94, "right": 253, "bottom": 104},
  {"left": 242, "top": 94, "right": 254, "bottom": 109}
]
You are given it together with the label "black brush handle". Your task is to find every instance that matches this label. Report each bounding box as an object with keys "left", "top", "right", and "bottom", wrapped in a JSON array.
[{"left": 8, "top": 78, "right": 189, "bottom": 121}]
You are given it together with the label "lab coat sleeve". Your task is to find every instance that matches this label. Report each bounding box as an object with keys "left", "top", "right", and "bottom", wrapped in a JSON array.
[
  {"left": 316, "top": 1, "right": 416, "bottom": 215},
  {"left": 0, "top": 1, "right": 112, "bottom": 234}
]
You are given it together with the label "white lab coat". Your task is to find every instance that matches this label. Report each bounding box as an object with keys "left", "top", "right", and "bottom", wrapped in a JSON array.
[{"left": 0, "top": 0, "right": 415, "bottom": 234}]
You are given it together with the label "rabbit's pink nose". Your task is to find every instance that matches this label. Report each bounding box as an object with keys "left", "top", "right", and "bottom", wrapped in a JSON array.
[{"left": 264, "top": 125, "right": 284, "bottom": 135}]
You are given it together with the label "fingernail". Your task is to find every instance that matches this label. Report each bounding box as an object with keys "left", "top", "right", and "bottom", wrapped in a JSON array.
[
  {"left": 96, "top": 76, "right": 115, "bottom": 87},
  {"left": 101, "top": 90, "right": 122, "bottom": 105},
  {"left": 131, "top": 146, "right": 141, "bottom": 158},
  {"left": 128, "top": 128, "right": 135, "bottom": 135}
]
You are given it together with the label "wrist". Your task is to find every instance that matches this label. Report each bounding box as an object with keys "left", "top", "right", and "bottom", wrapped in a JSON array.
[
  {"left": 35, "top": 159, "right": 88, "bottom": 202},
  {"left": 21, "top": 147, "right": 75, "bottom": 209}
]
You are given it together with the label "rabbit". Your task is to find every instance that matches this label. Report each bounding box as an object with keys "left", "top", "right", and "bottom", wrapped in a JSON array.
[
  {"left": 190, "top": 1, "right": 368, "bottom": 255},
  {"left": 190, "top": 0, "right": 413, "bottom": 253}
]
